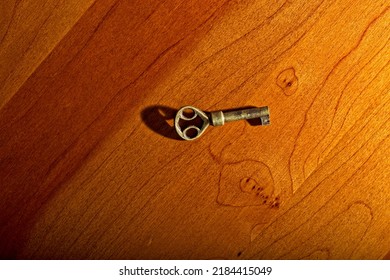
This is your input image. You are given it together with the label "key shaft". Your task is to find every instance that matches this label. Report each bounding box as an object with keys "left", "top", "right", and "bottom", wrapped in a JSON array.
[{"left": 210, "top": 106, "right": 270, "bottom": 126}]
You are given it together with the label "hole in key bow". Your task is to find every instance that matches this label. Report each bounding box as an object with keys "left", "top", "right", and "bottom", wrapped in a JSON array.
[
  {"left": 181, "top": 108, "right": 197, "bottom": 120},
  {"left": 183, "top": 126, "right": 200, "bottom": 139}
]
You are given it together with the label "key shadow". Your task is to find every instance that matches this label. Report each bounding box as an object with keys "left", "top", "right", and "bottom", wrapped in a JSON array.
[{"left": 141, "top": 105, "right": 182, "bottom": 140}]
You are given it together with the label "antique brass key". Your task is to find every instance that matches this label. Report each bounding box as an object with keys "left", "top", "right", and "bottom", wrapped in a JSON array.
[{"left": 174, "top": 105, "right": 270, "bottom": 140}]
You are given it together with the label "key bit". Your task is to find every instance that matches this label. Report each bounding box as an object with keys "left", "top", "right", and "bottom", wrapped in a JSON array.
[{"left": 175, "top": 105, "right": 270, "bottom": 141}]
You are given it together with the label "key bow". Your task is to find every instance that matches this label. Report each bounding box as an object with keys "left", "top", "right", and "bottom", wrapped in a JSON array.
[{"left": 174, "top": 106, "right": 210, "bottom": 141}]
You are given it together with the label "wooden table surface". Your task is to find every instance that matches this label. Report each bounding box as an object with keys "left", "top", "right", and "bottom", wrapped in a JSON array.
[{"left": 0, "top": 0, "right": 389, "bottom": 259}]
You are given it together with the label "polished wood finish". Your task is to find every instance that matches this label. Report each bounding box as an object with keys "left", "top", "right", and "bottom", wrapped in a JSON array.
[{"left": 0, "top": 0, "right": 389, "bottom": 259}]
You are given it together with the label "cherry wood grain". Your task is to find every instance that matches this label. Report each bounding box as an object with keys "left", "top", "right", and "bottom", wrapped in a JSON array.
[
  {"left": 0, "top": 0, "right": 389, "bottom": 259},
  {"left": 0, "top": 0, "right": 96, "bottom": 109}
]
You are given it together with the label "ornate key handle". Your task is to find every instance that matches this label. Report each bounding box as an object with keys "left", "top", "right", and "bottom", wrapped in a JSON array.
[
  {"left": 175, "top": 105, "right": 270, "bottom": 141},
  {"left": 174, "top": 106, "right": 210, "bottom": 141}
]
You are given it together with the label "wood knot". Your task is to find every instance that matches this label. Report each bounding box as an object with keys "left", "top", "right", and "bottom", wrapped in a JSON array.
[
  {"left": 276, "top": 67, "right": 298, "bottom": 96},
  {"left": 218, "top": 160, "right": 274, "bottom": 207}
]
